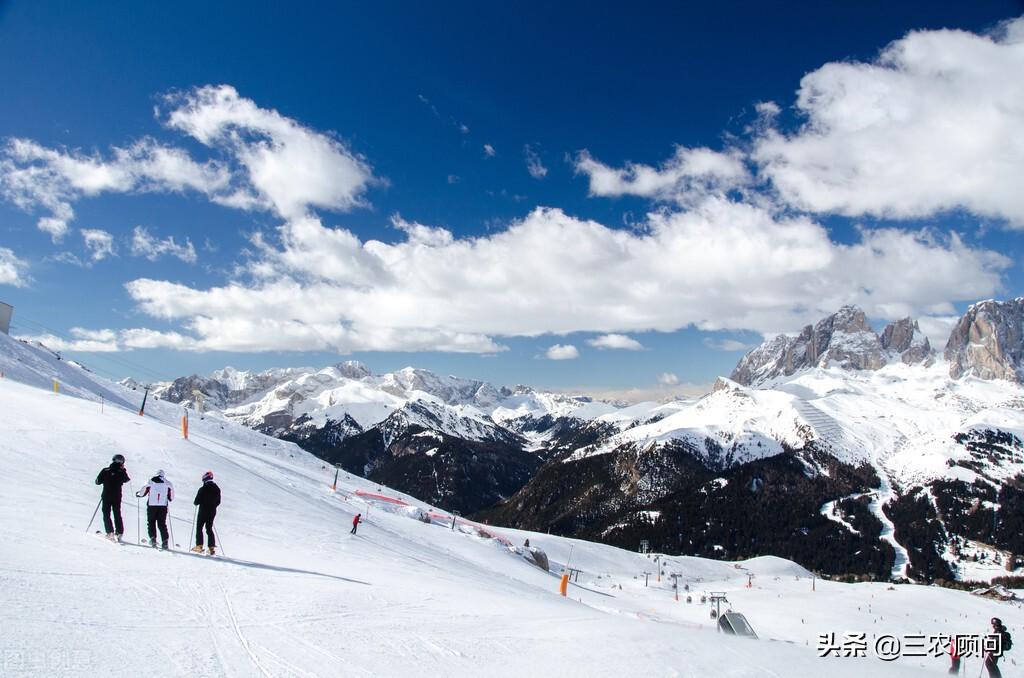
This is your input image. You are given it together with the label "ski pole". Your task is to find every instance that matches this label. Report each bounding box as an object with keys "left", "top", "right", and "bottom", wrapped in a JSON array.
[
  {"left": 213, "top": 524, "right": 225, "bottom": 557},
  {"left": 86, "top": 497, "right": 102, "bottom": 533},
  {"left": 135, "top": 484, "right": 141, "bottom": 545},
  {"left": 168, "top": 512, "right": 176, "bottom": 549},
  {"left": 190, "top": 506, "right": 197, "bottom": 550}
]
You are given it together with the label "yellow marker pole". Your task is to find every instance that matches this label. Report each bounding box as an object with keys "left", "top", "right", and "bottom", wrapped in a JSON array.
[{"left": 53, "top": 380, "right": 59, "bottom": 394}]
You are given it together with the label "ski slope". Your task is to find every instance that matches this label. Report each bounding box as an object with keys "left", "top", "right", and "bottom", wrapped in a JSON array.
[{"left": 0, "top": 337, "right": 1021, "bottom": 677}]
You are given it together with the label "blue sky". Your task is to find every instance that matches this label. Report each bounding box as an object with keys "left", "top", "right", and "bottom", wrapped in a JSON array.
[{"left": 1, "top": 1, "right": 1023, "bottom": 395}]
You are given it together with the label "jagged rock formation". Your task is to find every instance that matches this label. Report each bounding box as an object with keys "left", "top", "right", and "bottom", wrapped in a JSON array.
[
  {"left": 879, "top": 317, "right": 933, "bottom": 366},
  {"left": 946, "top": 298, "right": 1024, "bottom": 382},
  {"left": 731, "top": 306, "right": 937, "bottom": 386}
]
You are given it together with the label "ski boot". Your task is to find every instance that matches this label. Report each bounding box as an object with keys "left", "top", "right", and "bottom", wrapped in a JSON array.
[
  {"left": 114, "top": 533, "right": 123, "bottom": 544},
  {"left": 106, "top": 532, "right": 116, "bottom": 542},
  {"left": 190, "top": 545, "right": 204, "bottom": 553},
  {"left": 161, "top": 541, "right": 169, "bottom": 550},
  {"left": 207, "top": 546, "right": 216, "bottom": 556}
]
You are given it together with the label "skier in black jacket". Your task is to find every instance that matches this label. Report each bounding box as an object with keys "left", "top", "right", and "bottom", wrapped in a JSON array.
[
  {"left": 94, "top": 454, "right": 130, "bottom": 541},
  {"left": 191, "top": 471, "right": 221, "bottom": 555}
]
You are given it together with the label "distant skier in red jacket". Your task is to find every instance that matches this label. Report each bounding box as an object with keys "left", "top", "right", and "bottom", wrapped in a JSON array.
[{"left": 351, "top": 513, "right": 361, "bottom": 535}]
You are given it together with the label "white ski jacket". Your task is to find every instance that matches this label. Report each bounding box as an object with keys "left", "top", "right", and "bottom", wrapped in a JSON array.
[{"left": 138, "top": 477, "right": 174, "bottom": 506}]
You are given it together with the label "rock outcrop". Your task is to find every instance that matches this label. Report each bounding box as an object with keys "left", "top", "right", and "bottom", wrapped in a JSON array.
[
  {"left": 946, "top": 298, "right": 1024, "bottom": 382},
  {"left": 731, "top": 307, "right": 937, "bottom": 386},
  {"left": 879, "top": 317, "right": 933, "bottom": 366}
]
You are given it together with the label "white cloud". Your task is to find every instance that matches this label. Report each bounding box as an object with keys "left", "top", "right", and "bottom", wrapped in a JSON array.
[
  {"left": 483, "top": 144, "right": 496, "bottom": 158},
  {"left": 81, "top": 229, "right": 116, "bottom": 262},
  {"left": 574, "top": 146, "right": 749, "bottom": 204},
  {"left": 0, "top": 137, "right": 231, "bottom": 239},
  {"left": 447, "top": 174, "right": 459, "bottom": 185},
  {"left": 588, "top": 333, "right": 645, "bottom": 350},
  {"left": 545, "top": 344, "right": 579, "bottom": 360},
  {"left": 130, "top": 226, "right": 197, "bottom": 263},
  {"left": 916, "top": 314, "right": 960, "bottom": 350},
  {"left": 0, "top": 247, "right": 29, "bottom": 287},
  {"left": 657, "top": 372, "right": 680, "bottom": 386},
  {"left": 105, "top": 196, "right": 1006, "bottom": 354},
  {"left": 0, "top": 85, "right": 376, "bottom": 240},
  {"left": 164, "top": 85, "right": 375, "bottom": 220},
  {"left": 524, "top": 144, "right": 547, "bottom": 179},
  {"left": 754, "top": 18, "right": 1024, "bottom": 225},
  {"left": 17, "top": 327, "right": 121, "bottom": 352},
  {"left": 703, "top": 337, "right": 753, "bottom": 352}
]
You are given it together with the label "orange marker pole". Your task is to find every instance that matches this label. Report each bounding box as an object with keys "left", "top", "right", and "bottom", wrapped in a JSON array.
[
  {"left": 559, "top": 573, "right": 569, "bottom": 597},
  {"left": 181, "top": 412, "right": 189, "bottom": 439}
]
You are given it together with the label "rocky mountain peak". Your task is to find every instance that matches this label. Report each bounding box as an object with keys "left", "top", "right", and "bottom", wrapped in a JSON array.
[
  {"left": 879, "top": 317, "right": 934, "bottom": 366},
  {"left": 946, "top": 298, "right": 1024, "bottom": 382},
  {"left": 731, "top": 306, "right": 936, "bottom": 386},
  {"left": 334, "top": 360, "right": 372, "bottom": 380}
]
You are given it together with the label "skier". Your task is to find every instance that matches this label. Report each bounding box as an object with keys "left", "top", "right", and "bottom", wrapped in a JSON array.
[
  {"left": 351, "top": 513, "right": 361, "bottom": 535},
  {"left": 136, "top": 470, "right": 174, "bottom": 549},
  {"left": 191, "top": 471, "right": 221, "bottom": 555},
  {"left": 948, "top": 634, "right": 960, "bottom": 675},
  {"left": 94, "top": 454, "right": 130, "bottom": 541},
  {"left": 983, "top": 617, "right": 1012, "bottom": 678}
]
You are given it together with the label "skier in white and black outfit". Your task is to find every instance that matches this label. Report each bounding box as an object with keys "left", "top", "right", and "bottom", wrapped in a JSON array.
[
  {"left": 94, "top": 454, "right": 130, "bottom": 541},
  {"left": 136, "top": 470, "right": 174, "bottom": 549},
  {"left": 191, "top": 471, "right": 221, "bottom": 555}
]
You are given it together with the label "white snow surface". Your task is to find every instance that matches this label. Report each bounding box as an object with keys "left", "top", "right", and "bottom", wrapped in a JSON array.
[{"left": 3, "top": 339, "right": 1022, "bottom": 676}]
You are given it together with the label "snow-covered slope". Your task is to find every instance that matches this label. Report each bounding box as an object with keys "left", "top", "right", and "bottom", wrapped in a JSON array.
[{"left": 4, "top": 332, "right": 1022, "bottom": 677}]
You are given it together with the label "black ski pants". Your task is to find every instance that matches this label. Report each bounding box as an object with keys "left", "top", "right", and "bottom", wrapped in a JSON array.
[
  {"left": 985, "top": 654, "right": 1002, "bottom": 678},
  {"left": 147, "top": 505, "right": 169, "bottom": 545},
  {"left": 101, "top": 495, "right": 124, "bottom": 535},
  {"left": 195, "top": 508, "right": 217, "bottom": 548}
]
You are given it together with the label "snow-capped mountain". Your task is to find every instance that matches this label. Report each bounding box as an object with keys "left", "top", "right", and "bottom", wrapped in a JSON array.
[
  {"left": 143, "top": 362, "right": 638, "bottom": 513},
  {"left": 486, "top": 302, "right": 1024, "bottom": 584}
]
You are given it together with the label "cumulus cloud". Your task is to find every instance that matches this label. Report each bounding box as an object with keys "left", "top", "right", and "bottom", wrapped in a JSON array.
[
  {"left": 588, "top": 333, "right": 645, "bottom": 350},
  {"left": 164, "top": 85, "right": 375, "bottom": 219},
  {"left": 575, "top": 146, "right": 750, "bottom": 204},
  {"left": 0, "top": 247, "right": 29, "bottom": 287},
  {"left": 754, "top": 18, "right": 1024, "bottom": 225},
  {"left": 483, "top": 144, "right": 496, "bottom": 158},
  {"left": 130, "top": 226, "right": 197, "bottom": 263},
  {"left": 524, "top": 144, "right": 547, "bottom": 179},
  {"left": 545, "top": 344, "right": 579, "bottom": 360},
  {"left": 657, "top": 372, "right": 680, "bottom": 386},
  {"left": 98, "top": 197, "right": 1005, "bottom": 353},
  {"left": 81, "top": 229, "right": 116, "bottom": 262},
  {"left": 0, "top": 84, "right": 376, "bottom": 240}
]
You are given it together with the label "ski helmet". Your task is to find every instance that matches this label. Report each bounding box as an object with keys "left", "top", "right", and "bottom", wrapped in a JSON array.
[
  {"left": 202, "top": 471, "right": 214, "bottom": 482},
  {"left": 156, "top": 469, "right": 165, "bottom": 478},
  {"left": 112, "top": 454, "right": 126, "bottom": 464}
]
